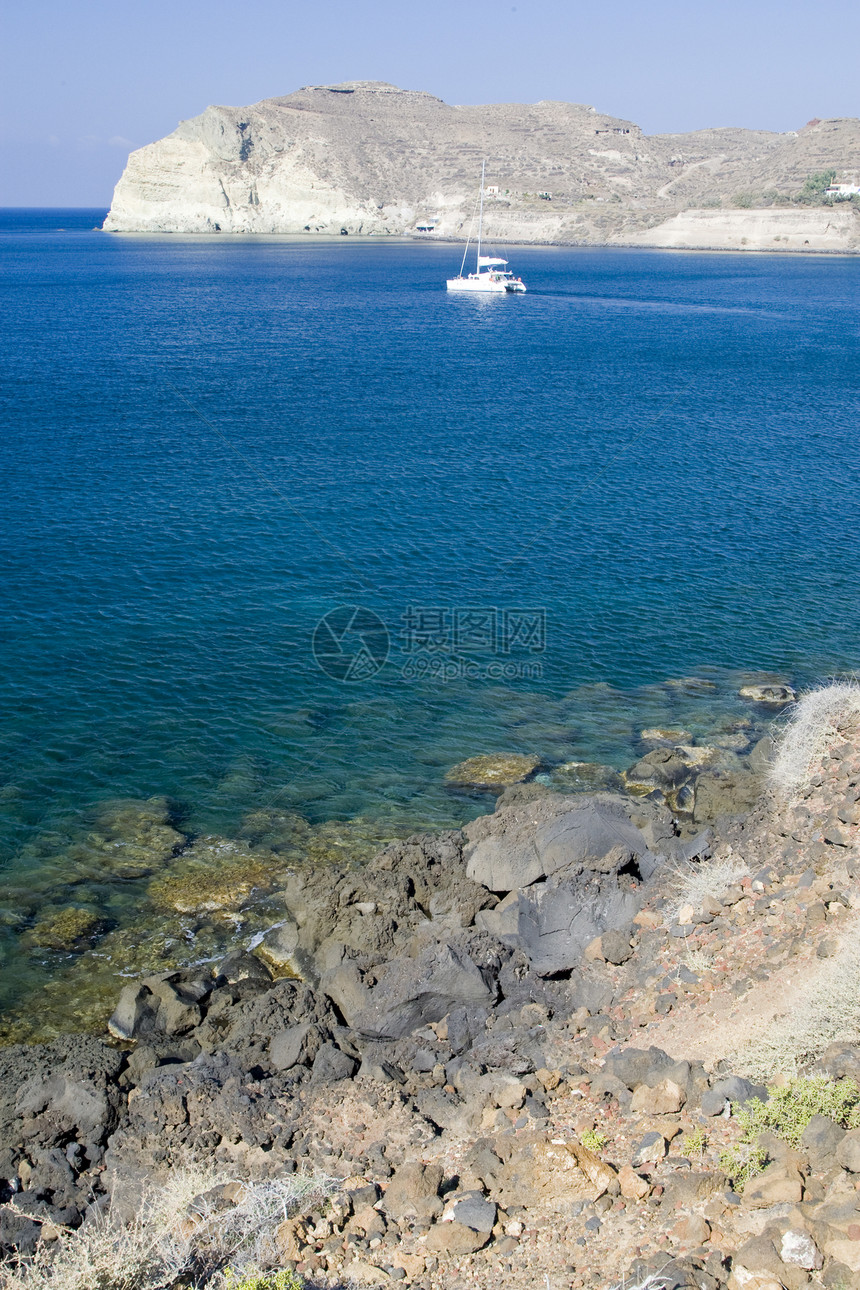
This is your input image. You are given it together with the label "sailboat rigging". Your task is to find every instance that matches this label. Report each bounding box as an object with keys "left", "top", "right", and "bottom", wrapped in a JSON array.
[{"left": 446, "top": 161, "right": 527, "bottom": 294}]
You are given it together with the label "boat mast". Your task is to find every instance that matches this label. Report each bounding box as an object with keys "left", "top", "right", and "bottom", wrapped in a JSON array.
[{"left": 477, "top": 159, "right": 485, "bottom": 271}]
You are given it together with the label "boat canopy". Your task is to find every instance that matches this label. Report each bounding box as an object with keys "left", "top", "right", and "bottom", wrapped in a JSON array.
[{"left": 477, "top": 256, "right": 508, "bottom": 267}]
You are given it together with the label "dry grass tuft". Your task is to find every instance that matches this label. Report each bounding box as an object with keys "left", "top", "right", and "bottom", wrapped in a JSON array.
[
  {"left": 680, "top": 945, "right": 713, "bottom": 977},
  {"left": 605, "top": 1268, "right": 674, "bottom": 1290},
  {"left": 668, "top": 855, "right": 750, "bottom": 922},
  {"left": 769, "top": 680, "right": 860, "bottom": 799},
  {"left": 733, "top": 922, "right": 860, "bottom": 1081},
  {"left": 0, "top": 1168, "right": 332, "bottom": 1290}
]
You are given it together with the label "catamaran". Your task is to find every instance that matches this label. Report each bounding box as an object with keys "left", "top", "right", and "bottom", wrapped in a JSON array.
[{"left": 446, "top": 162, "right": 527, "bottom": 294}]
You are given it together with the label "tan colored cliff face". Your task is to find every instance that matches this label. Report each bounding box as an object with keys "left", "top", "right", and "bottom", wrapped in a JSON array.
[
  {"left": 623, "top": 207, "right": 860, "bottom": 252},
  {"left": 104, "top": 81, "right": 860, "bottom": 246}
]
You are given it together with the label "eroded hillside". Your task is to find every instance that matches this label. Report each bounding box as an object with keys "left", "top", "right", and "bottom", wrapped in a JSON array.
[{"left": 104, "top": 82, "right": 860, "bottom": 248}]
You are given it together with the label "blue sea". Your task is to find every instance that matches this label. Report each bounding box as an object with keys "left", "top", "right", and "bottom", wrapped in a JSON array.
[{"left": 2, "top": 207, "right": 860, "bottom": 1036}]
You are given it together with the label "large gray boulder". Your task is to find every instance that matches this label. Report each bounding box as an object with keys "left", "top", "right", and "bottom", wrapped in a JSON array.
[
  {"left": 334, "top": 941, "right": 496, "bottom": 1040},
  {"left": 603, "top": 1046, "right": 678, "bottom": 1090},
  {"left": 503, "top": 870, "right": 642, "bottom": 975},
  {"left": 623, "top": 748, "right": 694, "bottom": 793},
  {"left": 277, "top": 830, "right": 495, "bottom": 982},
  {"left": 2, "top": 1036, "right": 124, "bottom": 1156},
  {"left": 15, "top": 1075, "right": 112, "bottom": 1146},
  {"left": 269, "top": 1023, "right": 324, "bottom": 1071},
  {"left": 463, "top": 794, "right": 652, "bottom": 893},
  {"left": 380, "top": 1160, "right": 444, "bottom": 1224}
]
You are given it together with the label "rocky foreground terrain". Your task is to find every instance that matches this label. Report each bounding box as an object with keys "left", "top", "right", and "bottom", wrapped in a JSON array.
[
  {"left": 104, "top": 81, "right": 860, "bottom": 251},
  {"left": 5, "top": 686, "right": 860, "bottom": 1288}
]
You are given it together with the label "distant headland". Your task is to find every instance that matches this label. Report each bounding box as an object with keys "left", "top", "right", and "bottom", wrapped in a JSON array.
[{"left": 104, "top": 81, "right": 860, "bottom": 251}]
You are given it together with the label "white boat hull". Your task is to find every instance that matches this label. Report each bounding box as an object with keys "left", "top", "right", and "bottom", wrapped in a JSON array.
[{"left": 446, "top": 276, "right": 509, "bottom": 293}]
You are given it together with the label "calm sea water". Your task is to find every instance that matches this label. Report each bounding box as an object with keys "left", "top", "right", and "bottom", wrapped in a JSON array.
[{"left": 2, "top": 208, "right": 860, "bottom": 1033}]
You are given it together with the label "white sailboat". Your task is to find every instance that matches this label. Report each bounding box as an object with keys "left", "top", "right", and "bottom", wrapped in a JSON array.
[{"left": 446, "top": 162, "right": 527, "bottom": 294}]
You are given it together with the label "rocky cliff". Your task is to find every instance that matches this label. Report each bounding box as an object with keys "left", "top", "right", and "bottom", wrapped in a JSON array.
[{"left": 104, "top": 81, "right": 860, "bottom": 248}]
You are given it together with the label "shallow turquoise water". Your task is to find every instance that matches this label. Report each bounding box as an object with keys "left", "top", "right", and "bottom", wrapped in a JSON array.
[{"left": 2, "top": 209, "right": 860, "bottom": 1027}]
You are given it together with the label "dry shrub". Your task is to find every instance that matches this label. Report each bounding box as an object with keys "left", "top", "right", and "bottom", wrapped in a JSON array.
[
  {"left": 668, "top": 855, "right": 750, "bottom": 922},
  {"left": 606, "top": 1269, "right": 674, "bottom": 1290},
  {"left": 769, "top": 681, "right": 860, "bottom": 799},
  {"left": 733, "top": 922, "right": 860, "bottom": 1081},
  {"left": 0, "top": 1169, "right": 331, "bottom": 1290},
  {"left": 680, "top": 945, "right": 713, "bottom": 977}
]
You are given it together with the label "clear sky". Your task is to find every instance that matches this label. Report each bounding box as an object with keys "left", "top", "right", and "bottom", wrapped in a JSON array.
[{"left": 2, "top": 0, "right": 858, "bottom": 206}]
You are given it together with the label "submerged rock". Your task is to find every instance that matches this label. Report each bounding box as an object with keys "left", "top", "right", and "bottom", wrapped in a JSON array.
[
  {"left": 640, "top": 728, "right": 693, "bottom": 747},
  {"left": 0, "top": 916, "right": 235, "bottom": 1045},
  {"left": 673, "top": 744, "right": 720, "bottom": 769},
  {"left": 551, "top": 761, "right": 623, "bottom": 791},
  {"left": 25, "top": 906, "right": 104, "bottom": 951},
  {"left": 147, "top": 836, "right": 285, "bottom": 915},
  {"left": 664, "top": 677, "right": 718, "bottom": 695},
  {"left": 739, "top": 683, "right": 796, "bottom": 705},
  {"left": 713, "top": 731, "right": 753, "bottom": 752},
  {"left": 303, "top": 816, "right": 406, "bottom": 866},
  {"left": 237, "top": 807, "right": 311, "bottom": 854},
  {"left": 68, "top": 796, "right": 185, "bottom": 880},
  {"left": 445, "top": 753, "right": 542, "bottom": 791}
]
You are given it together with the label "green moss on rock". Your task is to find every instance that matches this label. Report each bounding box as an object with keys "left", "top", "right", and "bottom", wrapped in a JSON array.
[
  {"left": 26, "top": 906, "right": 103, "bottom": 951},
  {"left": 148, "top": 836, "right": 284, "bottom": 914}
]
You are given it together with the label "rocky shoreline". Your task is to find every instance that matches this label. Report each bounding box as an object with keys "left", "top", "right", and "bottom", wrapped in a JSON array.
[
  {"left": 0, "top": 676, "right": 782, "bottom": 1048},
  {"left": 5, "top": 684, "right": 860, "bottom": 1290}
]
